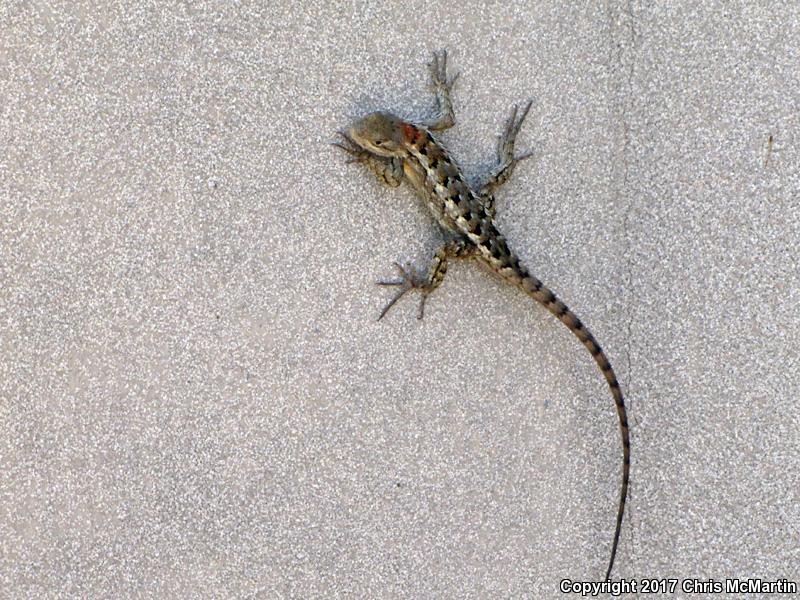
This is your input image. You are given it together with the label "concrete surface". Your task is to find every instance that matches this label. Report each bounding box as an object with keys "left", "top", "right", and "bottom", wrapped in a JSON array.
[{"left": 2, "top": 1, "right": 799, "bottom": 598}]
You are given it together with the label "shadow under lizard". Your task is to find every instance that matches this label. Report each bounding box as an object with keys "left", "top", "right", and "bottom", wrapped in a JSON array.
[{"left": 334, "top": 50, "right": 630, "bottom": 581}]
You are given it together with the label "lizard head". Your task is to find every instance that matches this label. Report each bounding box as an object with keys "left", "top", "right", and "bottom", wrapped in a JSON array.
[{"left": 349, "top": 111, "right": 411, "bottom": 157}]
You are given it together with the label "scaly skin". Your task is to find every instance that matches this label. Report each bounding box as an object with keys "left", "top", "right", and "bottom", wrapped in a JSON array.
[{"left": 335, "top": 50, "right": 629, "bottom": 581}]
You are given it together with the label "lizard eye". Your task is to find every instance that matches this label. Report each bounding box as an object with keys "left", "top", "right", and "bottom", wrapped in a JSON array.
[{"left": 373, "top": 140, "right": 384, "bottom": 146}]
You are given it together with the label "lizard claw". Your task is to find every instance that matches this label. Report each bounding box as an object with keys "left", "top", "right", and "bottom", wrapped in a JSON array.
[
  {"left": 498, "top": 99, "right": 535, "bottom": 163},
  {"left": 376, "top": 262, "right": 430, "bottom": 320},
  {"left": 429, "top": 49, "right": 459, "bottom": 91},
  {"left": 332, "top": 131, "right": 369, "bottom": 163}
]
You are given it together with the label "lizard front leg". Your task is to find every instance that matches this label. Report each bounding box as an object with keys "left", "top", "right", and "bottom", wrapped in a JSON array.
[
  {"left": 377, "top": 238, "right": 476, "bottom": 320},
  {"left": 333, "top": 132, "right": 404, "bottom": 187},
  {"left": 426, "top": 49, "right": 459, "bottom": 131},
  {"left": 478, "top": 100, "right": 535, "bottom": 210}
]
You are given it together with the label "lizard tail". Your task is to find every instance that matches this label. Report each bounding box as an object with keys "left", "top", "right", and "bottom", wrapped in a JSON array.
[{"left": 516, "top": 270, "right": 630, "bottom": 581}]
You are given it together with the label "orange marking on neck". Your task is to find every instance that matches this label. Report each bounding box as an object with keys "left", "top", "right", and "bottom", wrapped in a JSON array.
[{"left": 400, "top": 122, "right": 423, "bottom": 145}]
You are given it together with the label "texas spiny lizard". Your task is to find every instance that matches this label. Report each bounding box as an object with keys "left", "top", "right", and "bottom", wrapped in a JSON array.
[{"left": 335, "top": 50, "right": 630, "bottom": 581}]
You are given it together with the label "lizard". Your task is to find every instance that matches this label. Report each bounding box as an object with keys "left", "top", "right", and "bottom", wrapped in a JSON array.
[{"left": 334, "top": 50, "right": 630, "bottom": 581}]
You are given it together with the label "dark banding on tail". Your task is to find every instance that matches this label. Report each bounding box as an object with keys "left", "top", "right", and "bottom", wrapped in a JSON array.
[{"left": 518, "top": 271, "right": 630, "bottom": 581}]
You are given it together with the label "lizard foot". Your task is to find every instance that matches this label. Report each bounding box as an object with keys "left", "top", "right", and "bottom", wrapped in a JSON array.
[
  {"left": 426, "top": 50, "right": 459, "bottom": 130},
  {"left": 498, "top": 100, "right": 535, "bottom": 164},
  {"left": 497, "top": 100, "right": 534, "bottom": 164},
  {"left": 376, "top": 262, "right": 431, "bottom": 320},
  {"left": 429, "top": 49, "right": 459, "bottom": 93},
  {"left": 332, "top": 131, "right": 370, "bottom": 164}
]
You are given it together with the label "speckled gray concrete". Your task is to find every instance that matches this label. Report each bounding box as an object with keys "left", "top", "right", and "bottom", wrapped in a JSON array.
[{"left": 2, "top": 2, "right": 799, "bottom": 598}]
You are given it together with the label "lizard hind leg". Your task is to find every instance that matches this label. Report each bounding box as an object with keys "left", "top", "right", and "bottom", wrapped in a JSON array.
[
  {"left": 376, "top": 262, "right": 431, "bottom": 320},
  {"left": 376, "top": 239, "right": 475, "bottom": 320}
]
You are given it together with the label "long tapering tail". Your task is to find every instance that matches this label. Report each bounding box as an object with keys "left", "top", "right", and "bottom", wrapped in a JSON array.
[{"left": 515, "top": 268, "right": 630, "bottom": 580}]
